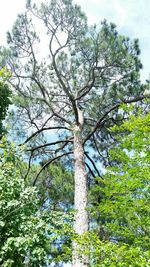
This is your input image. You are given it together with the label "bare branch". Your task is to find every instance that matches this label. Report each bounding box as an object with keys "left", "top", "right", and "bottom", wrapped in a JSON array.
[
  {"left": 85, "top": 162, "right": 96, "bottom": 178},
  {"left": 33, "top": 151, "right": 73, "bottom": 185},
  {"left": 76, "top": 68, "right": 96, "bottom": 100},
  {"left": 52, "top": 56, "right": 79, "bottom": 123},
  {"left": 84, "top": 151, "right": 102, "bottom": 177},
  {"left": 21, "top": 126, "right": 71, "bottom": 145},
  {"left": 24, "top": 151, "right": 33, "bottom": 180},
  {"left": 84, "top": 95, "right": 146, "bottom": 143},
  {"left": 48, "top": 25, "right": 79, "bottom": 123},
  {"left": 27, "top": 139, "right": 73, "bottom": 152},
  {"left": 50, "top": 106, "right": 72, "bottom": 125},
  {"left": 93, "top": 134, "right": 107, "bottom": 162}
]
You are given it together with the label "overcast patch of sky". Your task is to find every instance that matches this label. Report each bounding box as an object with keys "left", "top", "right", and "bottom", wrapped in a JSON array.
[{"left": 0, "top": 0, "right": 150, "bottom": 81}]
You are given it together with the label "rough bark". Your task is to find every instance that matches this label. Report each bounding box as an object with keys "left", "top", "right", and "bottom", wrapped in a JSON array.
[{"left": 72, "top": 108, "right": 88, "bottom": 267}]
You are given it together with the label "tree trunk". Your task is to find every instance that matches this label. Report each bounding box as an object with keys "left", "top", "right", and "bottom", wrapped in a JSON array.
[{"left": 72, "top": 115, "right": 88, "bottom": 267}]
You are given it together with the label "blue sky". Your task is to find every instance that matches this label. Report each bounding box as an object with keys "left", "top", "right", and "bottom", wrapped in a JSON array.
[{"left": 0, "top": 0, "right": 150, "bottom": 82}]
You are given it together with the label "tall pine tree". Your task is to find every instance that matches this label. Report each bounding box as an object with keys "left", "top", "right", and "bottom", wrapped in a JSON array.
[{"left": 1, "top": 0, "right": 149, "bottom": 265}]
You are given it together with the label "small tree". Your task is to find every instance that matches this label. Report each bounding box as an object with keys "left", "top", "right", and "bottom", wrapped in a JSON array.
[{"left": 2, "top": 0, "right": 149, "bottom": 265}]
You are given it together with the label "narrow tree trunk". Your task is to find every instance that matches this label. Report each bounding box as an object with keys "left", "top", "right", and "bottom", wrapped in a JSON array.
[{"left": 72, "top": 118, "right": 88, "bottom": 267}]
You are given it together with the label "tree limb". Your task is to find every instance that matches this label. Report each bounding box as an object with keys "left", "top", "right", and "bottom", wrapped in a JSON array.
[
  {"left": 33, "top": 151, "right": 73, "bottom": 186},
  {"left": 84, "top": 151, "right": 102, "bottom": 177},
  {"left": 27, "top": 139, "right": 73, "bottom": 152},
  {"left": 21, "top": 126, "right": 71, "bottom": 145},
  {"left": 48, "top": 25, "right": 79, "bottom": 124},
  {"left": 85, "top": 162, "right": 96, "bottom": 178},
  {"left": 84, "top": 95, "right": 146, "bottom": 143}
]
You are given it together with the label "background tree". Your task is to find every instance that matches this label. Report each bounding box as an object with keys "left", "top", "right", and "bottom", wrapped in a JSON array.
[{"left": 1, "top": 0, "right": 149, "bottom": 266}]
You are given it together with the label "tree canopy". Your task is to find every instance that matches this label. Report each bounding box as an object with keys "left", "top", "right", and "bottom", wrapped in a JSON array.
[{"left": 2, "top": 0, "right": 145, "bottom": 169}]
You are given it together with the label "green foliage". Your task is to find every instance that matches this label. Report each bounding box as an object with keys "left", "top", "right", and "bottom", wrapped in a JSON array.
[
  {"left": 75, "top": 232, "right": 150, "bottom": 267},
  {"left": 0, "top": 138, "right": 73, "bottom": 266},
  {"left": 90, "top": 108, "right": 150, "bottom": 265},
  {"left": 0, "top": 69, "right": 11, "bottom": 137}
]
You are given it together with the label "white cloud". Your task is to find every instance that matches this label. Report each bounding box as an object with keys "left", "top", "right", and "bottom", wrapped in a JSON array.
[
  {"left": 0, "top": 1, "right": 26, "bottom": 45},
  {"left": 113, "top": 0, "right": 127, "bottom": 26}
]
